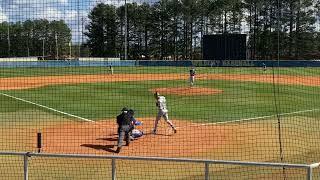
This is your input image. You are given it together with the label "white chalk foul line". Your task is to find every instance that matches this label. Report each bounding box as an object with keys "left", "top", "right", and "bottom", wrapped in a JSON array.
[
  {"left": 0, "top": 92, "right": 94, "bottom": 123},
  {"left": 178, "top": 108, "right": 320, "bottom": 129},
  {"left": 210, "top": 108, "right": 320, "bottom": 125}
]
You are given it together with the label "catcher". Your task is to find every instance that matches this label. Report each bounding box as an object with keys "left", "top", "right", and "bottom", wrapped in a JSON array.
[{"left": 128, "top": 109, "right": 144, "bottom": 140}]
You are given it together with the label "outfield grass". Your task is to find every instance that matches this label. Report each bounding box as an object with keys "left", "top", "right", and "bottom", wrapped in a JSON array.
[{"left": 1, "top": 66, "right": 320, "bottom": 77}]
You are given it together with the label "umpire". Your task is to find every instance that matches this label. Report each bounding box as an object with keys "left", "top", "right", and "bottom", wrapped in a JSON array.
[{"left": 115, "top": 107, "right": 132, "bottom": 153}]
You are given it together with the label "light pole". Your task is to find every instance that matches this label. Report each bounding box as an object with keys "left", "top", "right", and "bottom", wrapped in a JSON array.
[
  {"left": 69, "top": 41, "right": 72, "bottom": 59},
  {"left": 77, "top": 0, "right": 81, "bottom": 59},
  {"left": 124, "top": 0, "right": 128, "bottom": 60},
  {"left": 174, "top": 0, "right": 182, "bottom": 60},
  {"left": 55, "top": 32, "right": 58, "bottom": 60},
  {"left": 81, "top": 17, "right": 84, "bottom": 58},
  {"left": 42, "top": 38, "right": 45, "bottom": 60},
  {"left": 7, "top": 23, "right": 10, "bottom": 57}
]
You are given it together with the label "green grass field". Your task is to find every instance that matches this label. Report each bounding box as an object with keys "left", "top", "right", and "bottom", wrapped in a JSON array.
[
  {"left": 1, "top": 80, "right": 320, "bottom": 122},
  {"left": 1, "top": 69, "right": 320, "bottom": 122},
  {"left": 0, "top": 66, "right": 320, "bottom": 179},
  {"left": 1, "top": 66, "right": 320, "bottom": 77}
]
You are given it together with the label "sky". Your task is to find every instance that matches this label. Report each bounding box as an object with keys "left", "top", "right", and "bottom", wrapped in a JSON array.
[{"left": 0, "top": 0, "right": 155, "bottom": 43}]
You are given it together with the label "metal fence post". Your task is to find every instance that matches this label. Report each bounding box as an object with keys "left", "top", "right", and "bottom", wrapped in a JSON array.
[
  {"left": 205, "top": 162, "right": 209, "bottom": 180},
  {"left": 307, "top": 167, "right": 312, "bottom": 180},
  {"left": 112, "top": 158, "right": 116, "bottom": 180},
  {"left": 23, "top": 153, "right": 29, "bottom": 180}
]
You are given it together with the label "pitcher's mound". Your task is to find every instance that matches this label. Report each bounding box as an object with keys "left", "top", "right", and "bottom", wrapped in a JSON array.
[{"left": 151, "top": 87, "right": 223, "bottom": 96}]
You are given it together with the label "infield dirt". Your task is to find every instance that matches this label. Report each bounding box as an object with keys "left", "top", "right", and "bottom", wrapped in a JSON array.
[{"left": 0, "top": 73, "right": 319, "bottom": 90}]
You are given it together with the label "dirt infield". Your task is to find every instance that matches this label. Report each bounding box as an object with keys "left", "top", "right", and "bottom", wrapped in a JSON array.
[
  {"left": 40, "top": 118, "right": 231, "bottom": 157},
  {"left": 2, "top": 116, "right": 314, "bottom": 161},
  {"left": 37, "top": 117, "right": 295, "bottom": 161},
  {"left": 1, "top": 73, "right": 320, "bottom": 90}
]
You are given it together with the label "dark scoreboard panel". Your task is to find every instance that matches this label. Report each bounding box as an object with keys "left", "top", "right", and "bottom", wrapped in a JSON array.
[{"left": 203, "top": 34, "right": 246, "bottom": 60}]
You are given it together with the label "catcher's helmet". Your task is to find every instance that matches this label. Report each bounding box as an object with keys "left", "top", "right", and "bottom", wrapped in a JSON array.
[{"left": 128, "top": 109, "right": 135, "bottom": 115}]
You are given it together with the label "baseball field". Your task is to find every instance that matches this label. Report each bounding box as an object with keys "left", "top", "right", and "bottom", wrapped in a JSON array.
[{"left": 0, "top": 66, "right": 320, "bottom": 179}]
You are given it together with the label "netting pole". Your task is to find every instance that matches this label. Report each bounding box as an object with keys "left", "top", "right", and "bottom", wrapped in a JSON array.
[
  {"left": 37, "top": 131, "right": 42, "bottom": 153},
  {"left": 273, "top": 0, "right": 286, "bottom": 179}
]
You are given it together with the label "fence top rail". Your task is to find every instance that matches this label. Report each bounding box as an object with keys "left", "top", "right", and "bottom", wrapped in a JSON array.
[{"left": 0, "top": 151, "right": 316, "bottom": 169}]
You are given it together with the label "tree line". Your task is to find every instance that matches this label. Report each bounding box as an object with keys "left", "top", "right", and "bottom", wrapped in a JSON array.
[
  {"left": 86, "top": 0, "right": 320, "bottom": 60},
  {"left": 0, "top": 0, "right": 319, "bottom": 60},
  {"left": 0, "top": 20, "right": 71, "bottom": 58}
]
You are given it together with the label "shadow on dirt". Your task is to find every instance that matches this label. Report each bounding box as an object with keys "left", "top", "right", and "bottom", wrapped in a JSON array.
[
  {"left": 81, "top": 144, "right": 116, "bottom": 153},
  {"left": 96, "top": 137, "right": 118, "bottom": 141}
]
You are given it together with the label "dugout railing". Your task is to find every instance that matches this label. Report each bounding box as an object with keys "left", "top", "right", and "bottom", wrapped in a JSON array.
[{"left": 0, "top": 152, "right": 318, "bottom": 180}]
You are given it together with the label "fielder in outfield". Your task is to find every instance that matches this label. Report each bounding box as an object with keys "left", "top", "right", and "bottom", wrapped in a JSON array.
[
  {"left": 109, "top": 65, "right": 114, "bottom": 75},
  {"left": 189, "top": 66, "right": 196, "bottom": 87},
  {"left": 152, "top": 92, "right": 177, "bottom": 134},
  {"left": 262, "top": 63, "right": 267, "bottom": 72}
]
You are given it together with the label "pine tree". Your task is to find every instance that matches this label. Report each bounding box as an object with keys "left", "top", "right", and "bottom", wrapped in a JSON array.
[{"left": 86, "top": 3, "right": 118, "bottom": 57}]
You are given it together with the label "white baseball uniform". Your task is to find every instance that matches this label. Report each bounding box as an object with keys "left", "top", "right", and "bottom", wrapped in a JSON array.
[
  {"left": 190, "top": 68, "right": 196, "bottom": 86},
  {"left": 153, "top": 95, "right": 176, "bottom": 133}
]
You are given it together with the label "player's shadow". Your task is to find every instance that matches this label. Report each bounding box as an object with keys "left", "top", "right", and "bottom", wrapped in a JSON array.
[
  {"left": 157, "top": 133, "right": 172, "bottom": 136},
  {"left": 81, "top": 144, "right": 116, "bottom": 153},
  {"left": 103, "top": 133, "right": 118, "bottom": 136},
  {"left": 144, "top": 132, "right": 172, "bottom": 136},
  {"left": 96, "top": 137, "right": 118, "bottom": 141}
]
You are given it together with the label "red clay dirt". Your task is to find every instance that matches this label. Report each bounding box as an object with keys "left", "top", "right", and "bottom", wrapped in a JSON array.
[
  {"left": 41, "top": 118, "right": 231, "bottom": 157},
  {"left": 1, "top": 73, "right": 319, "bottom": 157},
  {"left": 1, "top": 73, "right": 320, "bottom": 90}
]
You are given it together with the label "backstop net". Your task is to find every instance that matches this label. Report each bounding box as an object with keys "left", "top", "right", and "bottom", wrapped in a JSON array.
[{"left": 0, "top": 0, "right": 320, "bottom": 179}]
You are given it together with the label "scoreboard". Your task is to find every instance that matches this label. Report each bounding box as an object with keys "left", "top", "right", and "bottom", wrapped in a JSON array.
[{"left": 203, "top": 34, "right": 247, "bottom": 60}]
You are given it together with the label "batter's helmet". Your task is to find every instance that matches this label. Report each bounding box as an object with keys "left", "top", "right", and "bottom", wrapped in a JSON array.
[
  {"left": 121, "top": 107, "right": 129, "bottom": 113},
  {"left": 154, "top": 91, "right": 160, "bottom": 98}
]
